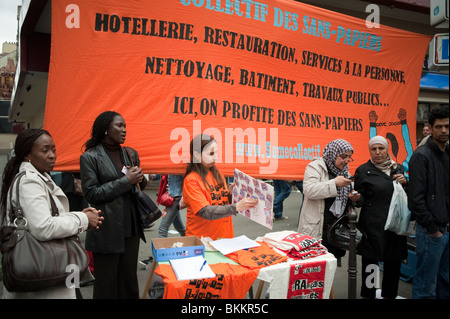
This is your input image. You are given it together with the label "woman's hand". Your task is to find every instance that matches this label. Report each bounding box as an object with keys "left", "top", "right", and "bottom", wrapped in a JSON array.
[
  {"left": 236, "top": 197, "right": 258, "bottom": 212},
  {"left": 83, "top": 207, "right": 104, "bottom": 230},
  {"left": 178, "top": 197, "right": 186, "bottom": 210},
  {"left": 125, "top": 166, "right": 144, "bottom": 184},
  {"left": 348, "top": 191, "right": 361, "bottom": 202},
  {"left": 393, "top": 174, "right": 407, "bottom": 185},
  {"left": 334, "top": 175, "right": 353, "bottom": 188}
]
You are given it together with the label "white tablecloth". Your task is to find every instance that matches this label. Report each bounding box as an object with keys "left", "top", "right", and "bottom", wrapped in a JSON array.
[{"left": 256, "top": 253, "right": 337, "bottom": 299}]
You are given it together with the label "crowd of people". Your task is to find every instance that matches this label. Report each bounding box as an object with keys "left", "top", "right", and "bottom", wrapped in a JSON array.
[{"left": 0, "top": 105, "right": 448, "bottom": 299}]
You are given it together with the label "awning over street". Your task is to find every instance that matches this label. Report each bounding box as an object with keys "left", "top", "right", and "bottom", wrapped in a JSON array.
[{"left": 420, "top": 72, "right": 449, "bottom": 91}]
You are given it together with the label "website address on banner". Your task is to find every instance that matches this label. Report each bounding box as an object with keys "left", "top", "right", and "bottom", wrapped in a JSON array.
[
  {"left": 169, "top": 120, "right": 321, "bottom": 174},
  {"left": 236, "top": 141, "right": 321, "bottom": 160}
]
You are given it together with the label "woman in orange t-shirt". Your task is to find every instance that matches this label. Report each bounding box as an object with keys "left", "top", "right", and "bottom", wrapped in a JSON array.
[{"left": 183, "top": 134, "right": 257, "bottom": 240}]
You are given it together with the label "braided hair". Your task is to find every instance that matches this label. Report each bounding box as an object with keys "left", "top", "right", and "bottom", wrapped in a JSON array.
[
  {"left": 1, "top": 128, "right": 50, "bottom": 220},
  {"left": 83, "top": 110, "right": 120, "bottom": 151}
]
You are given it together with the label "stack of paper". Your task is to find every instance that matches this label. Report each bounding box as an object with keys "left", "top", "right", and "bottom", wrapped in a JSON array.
[
  {"left": 169, "top": 256, "right": 216, "bottom": 281},
  {"left": 210, "top": 235, "right": 260, "bottom": 255}
]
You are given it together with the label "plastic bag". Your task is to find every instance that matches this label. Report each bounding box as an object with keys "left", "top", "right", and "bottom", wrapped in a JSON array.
[{"left": 385, "top": 180, "right": 411, "bottom": 236}]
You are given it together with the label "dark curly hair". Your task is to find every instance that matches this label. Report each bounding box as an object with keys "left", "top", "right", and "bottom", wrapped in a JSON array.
[
  {"left": 428, "top": 105, "right": 449, "bottom": 126},
  {"left": 83, "top": 110, "right": 120, "bottom": 151},
  {"left": 1, "top": 128, "right": 50, "bottom": 221}
]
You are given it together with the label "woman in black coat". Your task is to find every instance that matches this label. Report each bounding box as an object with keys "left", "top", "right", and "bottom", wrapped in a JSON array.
[
  {"left": 354, "top": 136, "right": 408, "bottom": 299},
  {"left": 80, "top": 111, "right": 146, "bottom": 299}
]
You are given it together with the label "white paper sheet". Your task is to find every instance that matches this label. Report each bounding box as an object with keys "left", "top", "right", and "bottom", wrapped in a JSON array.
[
  {"left": 210, "top": 235, "right": 261, "bottom": 255},
  {"left": 169, "top": 256, "right": 216, "bottom": 281}
]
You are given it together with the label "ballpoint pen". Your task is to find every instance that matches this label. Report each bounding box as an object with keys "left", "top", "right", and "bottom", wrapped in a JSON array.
[{"left": 200, "top": 260, "right": 207, "bottom": 272}]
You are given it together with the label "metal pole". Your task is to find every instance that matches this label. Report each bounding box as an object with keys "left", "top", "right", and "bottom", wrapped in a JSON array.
[{"left": 347, "top": 205, "right": 358, "bottom": 299}]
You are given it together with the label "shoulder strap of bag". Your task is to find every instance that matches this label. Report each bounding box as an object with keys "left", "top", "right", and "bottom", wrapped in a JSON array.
[
  {"left": 36, "top": 175, "right": 59, "bottom": 217},
  {"left": 8, "top": 171, "right": 59, "bottom": 222},
  {"left": 123, "top": 147, "right": 137, "bottom": 167},
  {"left": 8, "top": 171, "right": 26, "bottom": 222},
  {"left": 46, "top": 186, "right": 59, "bottom": 217},
  {"left": 123, "top": 147, "right": 141, "bottom": 192}
]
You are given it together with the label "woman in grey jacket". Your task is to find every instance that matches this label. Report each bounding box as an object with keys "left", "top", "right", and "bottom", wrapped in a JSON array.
[{"left": 80, "top": 111, "right": 146, "bottom": 299}]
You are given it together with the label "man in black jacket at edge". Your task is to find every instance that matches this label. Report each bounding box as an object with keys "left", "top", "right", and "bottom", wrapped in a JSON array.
[{"left": 408, "top": 105, "right": 449, "bottom": 299}]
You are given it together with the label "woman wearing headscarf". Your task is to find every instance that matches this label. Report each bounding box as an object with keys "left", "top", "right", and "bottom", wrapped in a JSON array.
[
  {"left": 354, "top": 136, "right": 408, "bottom": 299},
  {"left": 298, "top": 139, "right": 360, "bottom": 262}
]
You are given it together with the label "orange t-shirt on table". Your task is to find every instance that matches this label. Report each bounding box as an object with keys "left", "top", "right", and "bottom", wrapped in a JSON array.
[{"left": 183, "top": 171, "right": 233, "bottom": 240}]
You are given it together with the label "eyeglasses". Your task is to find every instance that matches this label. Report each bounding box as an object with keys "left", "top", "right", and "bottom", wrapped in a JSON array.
[{"left": 339, "top": 154, "right": 354, "bottom": 162}]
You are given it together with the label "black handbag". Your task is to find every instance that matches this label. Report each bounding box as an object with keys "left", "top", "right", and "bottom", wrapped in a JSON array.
[
  {"left": 133, "top": 184, "right": 162, "bottom": 227},
  {"left": 327, "top": 214, "right": 362, "bottom": 250},
  {"left": 0, "top": 172, "right": 89, "bottom": 292},
  {"left": 124, "top": 147, "right": 162, "bottom": 227}
]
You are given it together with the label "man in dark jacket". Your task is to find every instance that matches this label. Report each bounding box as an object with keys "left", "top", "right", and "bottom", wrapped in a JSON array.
[{"left": 408, "top": 105, "right": 449, "bottom": 299}]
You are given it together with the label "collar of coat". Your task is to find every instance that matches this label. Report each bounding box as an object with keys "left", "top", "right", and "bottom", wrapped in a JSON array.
[
  {"left": 91, "top": 143, "right": 133, "bottom": 176},
  {"left": 18, "top": 161, "right": 66, "bottom": 198},
  {"left": 19, "top": 161, "right": 53, "bottom": 183},
  {"left": 425, "top": 135, "right": 450, "bottom": 154}
]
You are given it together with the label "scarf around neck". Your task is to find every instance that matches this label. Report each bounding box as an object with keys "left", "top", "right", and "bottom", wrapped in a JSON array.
[
  {"left": 370, "top": 154, "right": 397, "bottom": 175},
  {"left": 322, "top": 139, "right": 353, "bottom": 217}
]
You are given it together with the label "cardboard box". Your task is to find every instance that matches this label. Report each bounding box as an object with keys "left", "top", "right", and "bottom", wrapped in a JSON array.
[{"left": 151, "top": 236, "right": 205, "bottom": 262}]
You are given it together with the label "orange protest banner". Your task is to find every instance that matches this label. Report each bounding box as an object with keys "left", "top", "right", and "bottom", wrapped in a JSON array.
[{"left": 44, "top": 0, "right": 431, "bottom": 179}]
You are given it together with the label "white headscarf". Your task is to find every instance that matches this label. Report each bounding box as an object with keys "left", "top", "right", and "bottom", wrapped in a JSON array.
[
  {"left": 368, "top": 136, "right": 388, "bottom": 149},
  {"left": 369, "top": 136, "right": 397, "bottom": 174}
]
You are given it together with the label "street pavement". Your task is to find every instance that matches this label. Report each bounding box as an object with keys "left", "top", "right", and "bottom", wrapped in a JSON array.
[{"left": 79, "top": 185, "right": 413, "bottom": 300}]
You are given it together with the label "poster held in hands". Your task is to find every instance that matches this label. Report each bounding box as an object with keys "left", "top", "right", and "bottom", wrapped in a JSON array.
[{"left": 232, "top": 169, "right": 274, "bottom": 229}]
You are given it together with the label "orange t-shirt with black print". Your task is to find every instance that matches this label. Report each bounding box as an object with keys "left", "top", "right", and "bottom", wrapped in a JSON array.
[
  {"left": 183, "top": 170, "right": 233, "bottom": 240},
  {"left": 155, "top": 263, "right": 259, "bottom": 299}
]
